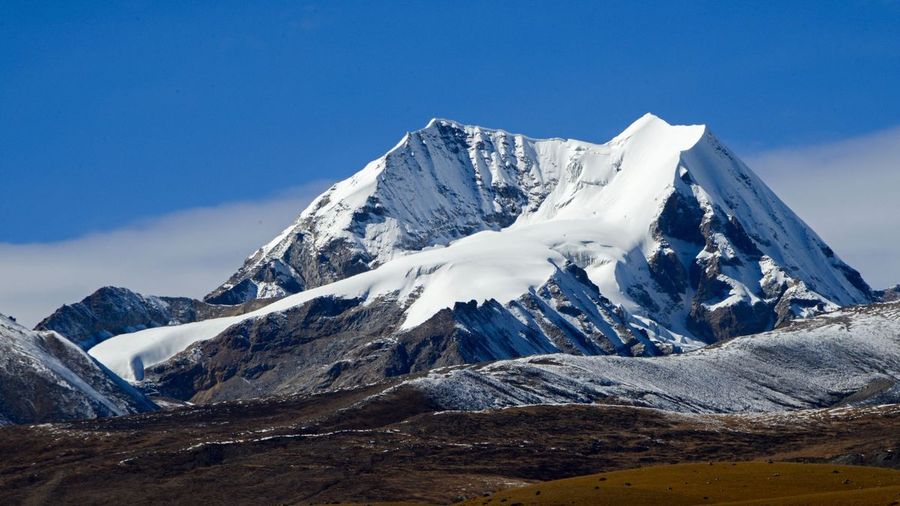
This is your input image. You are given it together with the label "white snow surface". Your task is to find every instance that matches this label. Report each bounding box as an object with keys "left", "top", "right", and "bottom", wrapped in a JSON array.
[
  {"left": 89, "top": 114, "right": 871, "bottom": 381},
  {"left": 408, "top": 302, "right": 900, "bottom": 413}
]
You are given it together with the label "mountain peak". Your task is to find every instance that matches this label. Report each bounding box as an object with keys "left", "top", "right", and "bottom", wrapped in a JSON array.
[
  {"left": 634, "top": 111, "right": 671, "bottom": 127},
  {"left": 613, "top": 112, "right": 707, "bottom": 145},
  {"left": 424, "top": 117, "right": 462, "bottom": 129},
  {"left": 195, "top": 115, "right": 870, "bottom": 353},
  {"left": 418, "top": 117, "right": 528, "bottom": 141},
  {"left": 421, "top": 114, "right": 709, "bottom": 153}
]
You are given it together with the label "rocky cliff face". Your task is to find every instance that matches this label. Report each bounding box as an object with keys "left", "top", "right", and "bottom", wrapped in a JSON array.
[
  {"left": 0, "top": 314, "right": 155, "bottom": 425},
  {"left": 36, "top": 286, "right": 274, "bottom": 350}
]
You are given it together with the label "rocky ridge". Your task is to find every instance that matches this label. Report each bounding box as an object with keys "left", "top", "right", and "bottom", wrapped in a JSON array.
[
  {"left": 0, "top": 314, "right": 154, "bottom": 425},
  {"left": 36, "top": 286, "right": 275, "bottom": 350}
]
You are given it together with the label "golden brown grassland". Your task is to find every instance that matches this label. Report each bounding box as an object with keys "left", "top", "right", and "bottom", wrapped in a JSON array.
[{"left": 461, "top": 462, "right": 900, "bottom": 506}]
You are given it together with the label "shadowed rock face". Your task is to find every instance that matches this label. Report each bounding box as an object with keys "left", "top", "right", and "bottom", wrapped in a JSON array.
[
  {"left": 145, "top": 265, "right": 660, "bottom": 403},
  {"left": 144, "top": 296, "right": 398, "bottom": 402},
  {"left": 647, "top": 183, "right": 870, "bottom": 342},
  {"left": 36, "top": 286, "right": 275, "bottom": 349},
  {"left": 0, "top": 315, "right": 155, "bottom": 425},
  {"left": 205, "top": 237, "right": 371, "bottom": 305}
]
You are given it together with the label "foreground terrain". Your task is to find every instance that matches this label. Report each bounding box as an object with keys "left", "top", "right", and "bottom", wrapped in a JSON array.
[
  {"left": 467, "top": 462, "right": 900, "bottom": 505},
  {"left": 0, "top": 383, "right": 896, "bottom": 504}
]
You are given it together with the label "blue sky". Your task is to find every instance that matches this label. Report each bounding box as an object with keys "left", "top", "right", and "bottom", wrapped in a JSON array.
[
  {"left": 2, "top": 1, "right": 899, "bottom": 242},
  {"left": 2, "top": 1, "right": 900, "bottom": 324}
]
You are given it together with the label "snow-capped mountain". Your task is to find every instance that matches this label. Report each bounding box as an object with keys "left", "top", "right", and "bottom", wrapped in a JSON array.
[
  {"left": 208, "top": 114, "right": 869, "bottom": 336},
  {"left": 89, "top": 115, "right": 872, "bottom": 391},
  {"left": 0, "top": 313, "right": 154, "bottom": 425}
]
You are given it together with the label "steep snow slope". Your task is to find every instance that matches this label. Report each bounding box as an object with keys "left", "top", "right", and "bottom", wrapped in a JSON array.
[
  {"left": 407, "top": 302, "right": 900, "bottom": 413},
  {"left": 0, "top": 314, "right": 154, "bottom": 425},
  {"left": 90, "top": 115, "right": 872, "bottom": 382}
]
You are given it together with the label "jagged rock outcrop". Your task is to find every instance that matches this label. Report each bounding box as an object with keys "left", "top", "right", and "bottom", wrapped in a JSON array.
[
  {"left": 0, "top": 314, "right": 155, "bottom": 425},
  {"left": 36, "top": 286, "right": 274, "bottom": 349}
]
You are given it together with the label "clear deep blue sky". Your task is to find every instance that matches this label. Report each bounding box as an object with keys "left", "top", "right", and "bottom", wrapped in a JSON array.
[{"left": 2, "top": 1, "right": 899, "bottom": 243}]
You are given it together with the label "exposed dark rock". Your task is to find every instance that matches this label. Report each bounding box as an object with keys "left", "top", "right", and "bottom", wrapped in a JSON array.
[
  {"left": 652, "top": 190, "right": 705, "bottom": 244},
  {"left": 626, "top": 285, "right": 661, "bottom": 314},
  {"left": 648, "top": 183, "right": 863, "bottom": 342},
  {"left": 688, "top": 299, "right": 773, "bottom": 342},
  {"left": 36, "top": 286, "right": 274, "bottom": 350},
  {"left": 206, "top": 234, "right": 373, "bottom": 305},
  {"left": 773, "top": 288, "right": 830, "bottom": 328},
  {"left": 648, "top": 246, "right": 688, "bottom": 300},
  {"left": 835, "top": 263, "right": 872, "bottom": 299},
  {"left": 145, "top": 297, "right": 402, "bottom": 402},
  {"left": 724, "top": 215, "right": 763, "bottom": 257},
  {"left": 205, "top": 278, "right": 258, "bottom": 305},
  {"left": 684, "top": 250, "right": 773, "bottom": 342},
  {"left": 690, "top": 256, "right": 731, "bottom": 303}
]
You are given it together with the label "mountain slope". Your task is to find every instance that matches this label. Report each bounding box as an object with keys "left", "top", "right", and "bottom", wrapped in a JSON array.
[
  {"left": 89, "top": 115, "right": 872, "bottom": 387},
  {"left": 0, "top": 314, "right": 155, "bottom": 425},
  {"left": 140, "top": 264, "right": 672, "bottom": 403},
  {"left": 405, "top": 301, "right": 900, "bottom": 413}
]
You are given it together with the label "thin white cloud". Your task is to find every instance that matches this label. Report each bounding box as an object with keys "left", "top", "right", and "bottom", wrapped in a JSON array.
[
  {"left": 0, "top": 181, "right": 330, "bottom": 327},
  {"left": 745, "top": 126, "right": 900, "bottom": 291}
]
